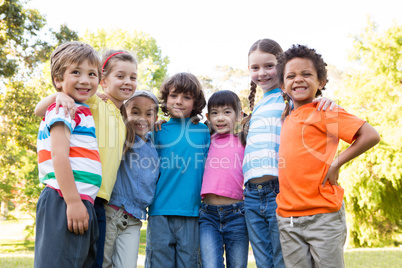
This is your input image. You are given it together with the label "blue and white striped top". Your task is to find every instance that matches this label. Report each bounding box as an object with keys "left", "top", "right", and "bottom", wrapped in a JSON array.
[{"left": 243, "top": 88, "right": 286, "bottom": 183}]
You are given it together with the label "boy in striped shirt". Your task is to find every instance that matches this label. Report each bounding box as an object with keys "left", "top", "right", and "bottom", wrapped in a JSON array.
[{"left": 35, "top": 42, "right": 102, "bottom": 268}]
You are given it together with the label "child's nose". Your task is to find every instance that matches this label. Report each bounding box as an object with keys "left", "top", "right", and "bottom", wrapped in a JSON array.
[
  {"left": 295, "top": 75, "right": 303, "bottom": 82},
  {"left": 176, "top": 96, "right": 183, "bottom": 104},
  {"left": 259, "top": 68, "right": 267, "bottom": 76},
  {"left": 80, "top": 76, "right": 90, "bottom": 84}
]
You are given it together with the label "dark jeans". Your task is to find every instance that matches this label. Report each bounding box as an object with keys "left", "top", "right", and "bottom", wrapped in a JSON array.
[
  {"left": 93, "top": 197, "right": 106, "bottom": 268},
  {"left": 34, "top": 186, "right": 98, "bottom": 268}
]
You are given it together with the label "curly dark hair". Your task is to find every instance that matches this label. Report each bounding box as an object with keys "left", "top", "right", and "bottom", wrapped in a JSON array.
[
  {"left": 159, "top": 72, "right": 206, "bottom": 122},
  {"left": 276, "top": 44, "right": 328, "bottom": 119}
]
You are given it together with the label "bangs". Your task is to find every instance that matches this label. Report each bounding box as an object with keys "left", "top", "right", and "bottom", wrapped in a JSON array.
[{"left": 207, "top": 90, "right": 241, "bottom": 114}]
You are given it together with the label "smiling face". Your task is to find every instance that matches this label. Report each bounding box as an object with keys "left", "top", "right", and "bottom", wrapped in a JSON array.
[
  {"left": 101, "top": 60, "right": 137, "bottom": 108},
  {"left": 126, "top": 96, "right": 158, "bottom": 140},
  {"left": 282, "top": 57, "right": 324, "bottom": 109},
  {"left": 54, "top": 59, "right": 99, "bottom": 103},
  {"left": 166, "top": 89, "right": 195, "bottom": 118},
  {"left": 207, "top": 105, "right": 240, "bottom": 135},
  {"left": 248, "top": 50, "right": 279, "bottom": 93}
]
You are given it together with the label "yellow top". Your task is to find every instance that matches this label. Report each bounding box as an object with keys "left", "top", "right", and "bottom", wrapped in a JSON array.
[{"left": 86, "top": 95, "right": 126, "bottom": 201}]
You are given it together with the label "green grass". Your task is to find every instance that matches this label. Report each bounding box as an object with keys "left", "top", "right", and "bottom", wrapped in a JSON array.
[
  {"left": 344, "top": 248, "right": 402, "bottom": 268},
  {"left": 0, "top": 256, "right": 34, "bottom": 268},
  {"left": 1, "top": 219, "right": 401, "bottom": 267}
]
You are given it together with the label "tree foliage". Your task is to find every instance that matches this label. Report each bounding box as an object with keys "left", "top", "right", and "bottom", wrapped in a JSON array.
[
  {"left": 0, "top": 0, "right": 78, "bottom": 223},
  {"left": 0, "top": 81, "right": 44, "bottom": 217},
  {"left": 0, "top": 0, "right": 78, "bottom": 79},
  {"left": 81, "top": 29, "right": 169, "bottom": 95},
  {"left": 336, "top": 19, "right": 402, "bottom": 247}
]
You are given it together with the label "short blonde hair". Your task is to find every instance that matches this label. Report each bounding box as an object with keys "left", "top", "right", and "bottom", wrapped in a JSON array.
[{"left": 50, "top": 41, "right": 101, "bottom": 91}]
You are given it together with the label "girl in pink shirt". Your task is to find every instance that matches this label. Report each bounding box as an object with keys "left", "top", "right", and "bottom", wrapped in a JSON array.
[{"left": 199, "top": 90, "right": 249, "bottom": 268}]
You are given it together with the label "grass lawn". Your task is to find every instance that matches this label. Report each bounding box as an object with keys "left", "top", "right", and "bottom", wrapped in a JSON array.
[{"left": 1, "top": 219, "right": 401, "bottom": 267}]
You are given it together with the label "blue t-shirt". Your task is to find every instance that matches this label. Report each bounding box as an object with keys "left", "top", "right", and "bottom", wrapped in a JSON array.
[
  {"left": 149, "top": 117, "right": 210, "bottom": 217},
  {"left": 108, "top": 133, "right": 159, "bottom": 220}
]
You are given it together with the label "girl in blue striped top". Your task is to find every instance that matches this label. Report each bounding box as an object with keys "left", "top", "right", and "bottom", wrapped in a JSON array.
[{"left": 242, "top": 39, "right": 336, "bottom": 268}]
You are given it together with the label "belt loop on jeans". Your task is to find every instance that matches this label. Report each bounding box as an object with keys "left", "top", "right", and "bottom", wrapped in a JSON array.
[
  {"left": 203, "top": 203, "right": 208, "bottom": 212},
  {"left": 232, "top": 203, "right": 237, "bottom": 213}
]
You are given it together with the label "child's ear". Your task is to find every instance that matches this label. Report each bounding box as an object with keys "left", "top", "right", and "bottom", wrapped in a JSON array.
[
  {"left": 318, "top": 80, "right": 326, "bottom": 90},
  {"left": 237, "top": 111, "right": 242, "bottom": 122},
  {"left": 53, "top": 77, "right": 62, "bottom": 90},
  {"left": 100, "top": 79, "right": 107, "bottom": 88},
  {"left": 280, "top": 83, "right": 286, "bottom": 92}
]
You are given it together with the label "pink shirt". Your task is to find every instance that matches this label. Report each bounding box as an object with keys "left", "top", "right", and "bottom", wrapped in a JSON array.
[{"left": 201, "top": 133, "right": 245, "bottom": 200}]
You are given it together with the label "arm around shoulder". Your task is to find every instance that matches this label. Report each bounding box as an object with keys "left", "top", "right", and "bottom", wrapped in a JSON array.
[{"left": 35, "top": 92, "right": 77, "bottom": 118}]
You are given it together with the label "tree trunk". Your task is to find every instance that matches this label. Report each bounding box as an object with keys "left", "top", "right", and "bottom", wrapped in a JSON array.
[{"left": 0, "top": 199, "right": 8, "bottom": 220}]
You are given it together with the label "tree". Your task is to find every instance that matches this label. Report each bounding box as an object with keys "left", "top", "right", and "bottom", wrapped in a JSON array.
[
  {"left": 0, "top": 80, "right": 44, "bottom": 220},
  {"left": 336, "top": 19, "right": 402, "bottom": 247},
  {"left": 0, "top": 0, "right": 78, "bottom": 79},
  {"left": 0, "top": 0, "right": 78, "bottom": 222},
  {"left": 81, "top": 29, "right": 169, "bottom": 95}
]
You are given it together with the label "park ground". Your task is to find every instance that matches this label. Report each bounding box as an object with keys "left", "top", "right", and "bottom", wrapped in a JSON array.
[{"left": 0, "top": 211, "right": 401, "bottom": 267}]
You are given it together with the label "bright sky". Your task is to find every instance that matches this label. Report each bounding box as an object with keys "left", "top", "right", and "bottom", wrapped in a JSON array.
[{"left": 28, "top": 0, "right": 401, "bottom": 76}]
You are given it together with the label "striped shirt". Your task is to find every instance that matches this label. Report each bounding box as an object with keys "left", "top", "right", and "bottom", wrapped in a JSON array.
[
  {"left": 243, "top": 88, "right": 285, "bottom": 183},
  {"left": 37, "top": 102, "right": 102, "bottom": 203}
]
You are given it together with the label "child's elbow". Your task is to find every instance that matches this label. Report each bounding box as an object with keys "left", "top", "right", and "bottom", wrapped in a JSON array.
[
  {"left": 372, "top": 130, "right": 381, "bottom": 146},
  {"left": 367, "top": 124, "right": 381, "bottom": 147}
]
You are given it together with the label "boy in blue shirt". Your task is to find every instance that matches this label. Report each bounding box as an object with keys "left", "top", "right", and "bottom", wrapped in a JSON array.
[{"left": 146, "top": 73, "right": 210, "bottom": 268}]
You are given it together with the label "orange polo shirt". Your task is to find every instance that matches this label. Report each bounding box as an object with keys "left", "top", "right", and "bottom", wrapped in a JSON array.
[{"left": 276, "top": 103, "right": 365, "bottom": 217}]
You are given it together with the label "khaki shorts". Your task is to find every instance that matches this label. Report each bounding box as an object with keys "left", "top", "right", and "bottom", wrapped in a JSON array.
[{"left": 276, "top": 203, "right": 347, "bottom": 268}]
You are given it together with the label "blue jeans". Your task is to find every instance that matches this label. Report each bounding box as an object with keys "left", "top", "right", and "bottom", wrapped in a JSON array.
[
  {"left": 244, "top": 178, "right": 284, "bottom": 268},
  {"left": 145, "top": 215, "right": 201, "bottom": 268},
  {"left": 199, "top": 202, "right": 249, "bottom": 268},
  {"left": 93, "top": 198, "right": 106, "bottom": 268}
]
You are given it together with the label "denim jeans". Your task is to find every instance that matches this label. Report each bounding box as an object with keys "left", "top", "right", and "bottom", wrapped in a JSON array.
[
  {"left": 93, "top": 197, "right": 106, "bottom": 268},
  {"left": 145, "top": 215, "right": 201, "bottom": 268},
  {"left": 199, "top": 202, "right": 249, "bottom": 268},
  {"left": 244, "top": 178, "right": 284, "bottom": 268}
]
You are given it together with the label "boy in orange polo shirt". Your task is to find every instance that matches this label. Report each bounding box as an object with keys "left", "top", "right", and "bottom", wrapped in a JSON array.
[{"left": 275, "top": 44, "right": 380, "bottom": 268}]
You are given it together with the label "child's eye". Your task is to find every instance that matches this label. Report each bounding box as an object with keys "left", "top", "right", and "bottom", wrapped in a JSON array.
[
  {"left": 72, "top": 70, "right": 80, "bottom": 75},
  {"left": 131, "top": 76, "right": 137, "bottom": 81},
  {"left": 89, "top": 72, "right": 97, "bottom": 77},
  {"left": 286, "top": 74, "right": 295, "bottom": 79},
  {"left": 303, "top": 73, "right": 312, "bottom": 77}
]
